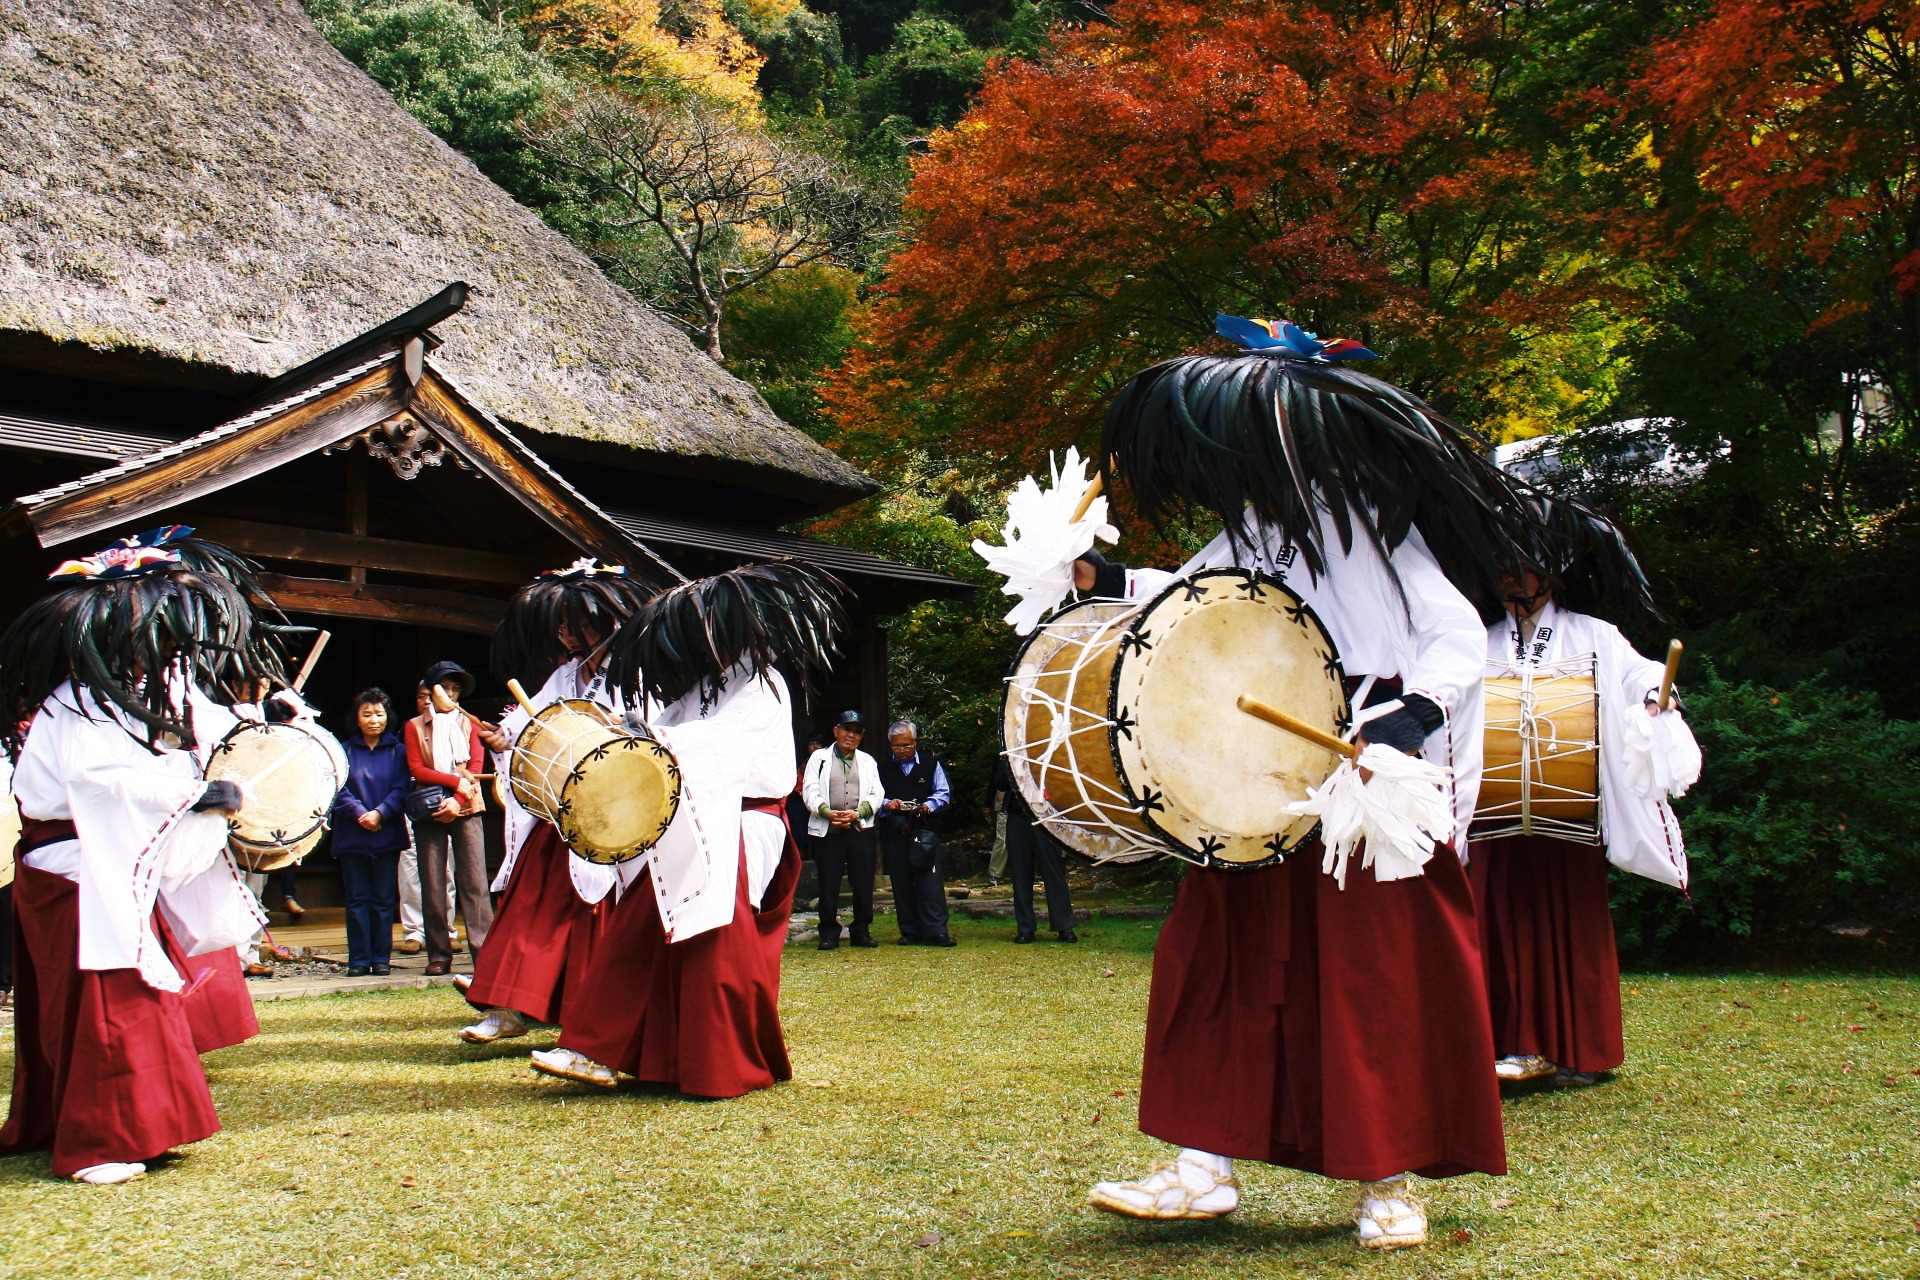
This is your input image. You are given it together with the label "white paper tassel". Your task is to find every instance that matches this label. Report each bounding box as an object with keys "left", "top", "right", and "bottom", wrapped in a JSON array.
[
  {"left": 1284, "top": 744, "right": 1457, "bottom": 889},
  {"left": 1620, "top": 707, "right": 1703, "bottom": 800},
  {"left": 970, "top": 447, "right": 1119, "bottom": 635}
]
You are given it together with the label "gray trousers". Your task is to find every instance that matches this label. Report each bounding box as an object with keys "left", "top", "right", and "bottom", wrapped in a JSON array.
[{"left": 416, "top": 813, "right": 492, "bottom": 966}]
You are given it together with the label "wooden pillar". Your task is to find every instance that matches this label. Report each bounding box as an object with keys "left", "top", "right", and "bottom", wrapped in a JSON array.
[
  {"left": 344, "top": 448, "right": 369, "bottom": 585},
  {"left": 860, "top": 617, "right": 889, "bottom": 736}
]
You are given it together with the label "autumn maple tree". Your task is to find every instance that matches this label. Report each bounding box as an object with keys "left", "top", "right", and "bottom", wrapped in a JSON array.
[{"left": 826, "top": 0, "right": 1586, "bottom": 474}]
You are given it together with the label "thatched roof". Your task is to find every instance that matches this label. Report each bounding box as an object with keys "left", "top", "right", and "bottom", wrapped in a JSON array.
[{"left": 0, "top": 0, "right": 878, "bottom": 513}]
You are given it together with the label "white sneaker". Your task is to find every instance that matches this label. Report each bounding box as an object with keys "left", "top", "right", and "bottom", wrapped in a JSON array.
[
  {"left": 72, "top": 1162, "right": 146, "bottom": 1185},
  {"left": 1494, "top": 1054, "right": 1555, "bottom": 1081},
  {"left": 1088, "top": 1154, "right": 1239, "bottom": 1220},
  {"left": 459, "top": 1009, "right": 528, "bottom": 1044},
  {"left": 1354, "top": 1176, "right": 1428, "bottom": 1249},
  {"left": 530, "top": 1047, "right": 618, "bottom": 1089}
]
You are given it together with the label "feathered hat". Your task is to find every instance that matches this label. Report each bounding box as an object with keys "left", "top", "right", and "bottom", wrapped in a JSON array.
[
  {"left": 1525, "top": 494, "right": 1660, "bottom": 625},
  {"left": 605, "top": 560, "right": 847, "bottom": 710},
  {"left": 491, "top": 558, "right": 660, "bottom": 688},
  {"left": 1098, "top": 313, "right": 1539, "bottom": 621},
  {"left": 0, "top": 525, "right": 294, "bottom": 748}
]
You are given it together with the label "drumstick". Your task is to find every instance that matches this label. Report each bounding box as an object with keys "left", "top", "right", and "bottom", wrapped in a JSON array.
[
  {"left": 1657, "top": 639, "right": 1684, "bottom": 712},
  {"left": 505, "top": 679, "right": 540, "bottom": 718},
  {"left": 291, "top": 630, "right": 331, "bottom": 692},
  {"left": 1070, "top": 473, "right": 1104, "bottom": 523},
  {"left": 1236, "top": 695, "right": 1359, "bottom": 761}
]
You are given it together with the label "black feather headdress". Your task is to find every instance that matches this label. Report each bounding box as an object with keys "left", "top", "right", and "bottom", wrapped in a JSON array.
[
  {"left": 606, "top": 560, "right": 847, "bottom": 710},
  {"left": 1526, "top": 494, "right": 1660, "bottom": 626},
  {"left": 1100, "top": 347, "right": 1539, "bottom": 621},
  {"left": 0, "top": 528, "right": 292, "bottom": 750},
  {"left": 491, "top": 560, "right": 660, "bottom": 688}
]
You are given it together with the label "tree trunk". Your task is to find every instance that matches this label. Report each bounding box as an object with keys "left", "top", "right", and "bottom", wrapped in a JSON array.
[{"left": 704, "top": 300, "right": 725, "bottom": 363}]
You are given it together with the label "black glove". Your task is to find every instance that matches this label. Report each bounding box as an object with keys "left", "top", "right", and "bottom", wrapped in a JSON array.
[
  {"left": 1362, "top": 693, "right": 1444, "bottom": 755},
  {"left": 1076, "top": 549, "right": 1128, "bottom": 599},
  {"left": 262, "top": 692, "right": 298, "bottom": 723},
  {"left": 194, "top": 780, "right": 244, "bottom": 812}
]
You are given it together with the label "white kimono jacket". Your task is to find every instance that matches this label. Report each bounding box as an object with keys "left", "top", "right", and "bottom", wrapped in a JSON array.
[
  {"left": 11, "top": 679, "right": 266, "bottom": 994},
  {"left": 1119, "top": 506, "right": 1490, "bottom": 839},
  {"left": 1486, "top": 601, "right": 1701, "bottom": 888},
  {"left": 613, "top": 665, "right": 797, "bottom": 943},
  {"left": 489, "top": 657, "right": 627, "bottom": 906}
]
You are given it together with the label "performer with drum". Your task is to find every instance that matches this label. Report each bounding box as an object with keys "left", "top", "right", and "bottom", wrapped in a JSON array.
[
  {"left": 977, "top": 318, "right": 1535, "bottom": 1247},
  {"left": 0, "top": 527, "right": 286, "bottom": 1183},
  {"left": 530, "top": 562, "right": 843, "bottom": 1097},
  {"left": 1470, "top": 499, "right": 1701, "bottom": 1086},
  {"left": 455, "top": 559, "right": 657, "bottom": 1046}
]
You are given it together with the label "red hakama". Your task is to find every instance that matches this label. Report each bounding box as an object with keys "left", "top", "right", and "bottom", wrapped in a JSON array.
[
  {"left": 0, "top": 865, "right": 221, "bottom": 1177},
  {"left": 464, "top": 825, "right": 595, "bottom": 1022},
  {"left": 1138, "top": 843, "right": 1506, "bottom": 1180},
  {"left": 157, "top": 919, "right": 258, "bottom": 1055},
  {"left": 1468, "top": 836, "right": 1624, "bottom": 1074},
  {"left": 558, "top": 802, "right": 801, "bottom": 1098}
]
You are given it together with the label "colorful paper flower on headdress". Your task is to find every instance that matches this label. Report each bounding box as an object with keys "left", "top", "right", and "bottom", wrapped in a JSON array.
[
  {"left": 48, "top": 524, "right": 195, "bottom": 581},
  {"left": 1215, "top": 313, "right": 1379, "bottom": 362},
  {"left": 539, "top": 557, "right": 628, "bottom": 580}
]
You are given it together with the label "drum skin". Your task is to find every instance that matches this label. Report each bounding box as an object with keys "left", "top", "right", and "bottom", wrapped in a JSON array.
[
  {"left": 1478, "top": 666, "right": 1601, "bottom": 838},
  {"left": 1002, "top": 571, "right": 1349, "bottom": 869},
  {"left": 1112, "top": 570, "right": 1348, "bottom": 866},
  {"left": 508, "top": 700, "right": 680, "bottom": 865},
  {"left": 205, "top": 720, "right": 347, "bottom": 873}
]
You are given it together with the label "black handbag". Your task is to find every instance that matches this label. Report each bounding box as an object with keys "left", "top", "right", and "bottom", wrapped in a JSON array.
[
  {"left": 403, "top": 784, "right": 453, "bottom": 824},
  {"left": 907, "top": 824, "right": 941, "bottom": 873}
]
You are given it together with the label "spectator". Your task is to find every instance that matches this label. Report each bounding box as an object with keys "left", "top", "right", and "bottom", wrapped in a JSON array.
[
  {"left": 995, "top": 756, "right": 1078, "bottom": 943},
  {"left": 876, "top": 719, "right": 955, "bottom": 947},
  {"left": 404, "top": 661, "right": 494, "bottom": 977},
  {"left": 802, "top": 712, "right": 884, "bottom": 950},
  {"left": 393, "top": 682, "right": 453, "bottom": 955},
  {"left": 985, "top": 757, "right": 1014, "bottom": 885},
  {"left": 787, "top": 731, "right": 826, "bottom": 858},
  {"left": 330, "top": 688, "right": 410, "bottom": 975}
]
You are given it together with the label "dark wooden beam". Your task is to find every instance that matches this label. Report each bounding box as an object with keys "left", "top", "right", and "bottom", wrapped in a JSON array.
[
  {"left": 344, "top": 448, "right": 369, "bottom": 585},
  {"left": 194, "top": 517, "right": 537, "bottom": 586},
  {"left": 410, "top": 372, "right": 681, "bottom": 585},
  {"left": 258, "top": 573, "right": 505, "bottom": 635},
  {"left": 29, "top": 362, "right": 409, "bottom": 548}
]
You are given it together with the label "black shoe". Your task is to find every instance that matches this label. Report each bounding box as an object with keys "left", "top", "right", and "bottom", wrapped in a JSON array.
[
  {"left": 896, "top": 936, "right": 918, "bottom": 945},
  {"left": 346, "top": 966, "right": 369, "bottom": 977},
  {"left": 817, "top": 937, "right": 840, "bottom": 950},
  {"left": 851, "top": 936, "right": 879, "bottom": 948},
  {"left": 1057, "top": 930, "right": 1079, "bottom": 943},
  {"left": 1013, "top": 931, "right": 1036, "bottom": 944},
  {"left": 931, "top": 935, "right": 957, "bottom": 948},
  {"left": 371, "top": 964, "right": 391, "bottom": 975}
]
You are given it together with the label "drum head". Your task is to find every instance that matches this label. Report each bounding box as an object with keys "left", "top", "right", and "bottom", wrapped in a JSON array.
[
  {"left": 1111, "top": 569, "right": 1349, "bottom": 866},
  {"left": 510, "top": 699, "right": 617, "bottom": 819},
  {"left": 206, "top": 721, "right": 338, "bottom": 864},
  {"left": 1001, "top": 599, "right": 1156, "bottom": 862},
  {"left": 557, "top": 736, "right": 682, "bottom": 865}
]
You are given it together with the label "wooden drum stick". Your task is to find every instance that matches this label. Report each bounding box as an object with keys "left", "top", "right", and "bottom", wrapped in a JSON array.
[
  {"left": 1657, "top": 639, "right": 1684, "bottom": 711},
  {"left": 1070, "top": 473, "right": 1105, "bottom": 523},
  {"left": 1236, "top": 695, "right": 1359, "bottom": 761},
  {"left": 505, "top": 679, "right": 540, "bottom": 718},
  {"left": 291, "top": 630, "right": 331, "bottom": 692}
]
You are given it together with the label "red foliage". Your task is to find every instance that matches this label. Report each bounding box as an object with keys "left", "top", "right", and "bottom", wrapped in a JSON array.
[
  {"left": 826, "top": 0, "right": 1564, "bottom": 475},
  {"left": 1637, "top": 0, "right": 1920, "bottom": 323}
]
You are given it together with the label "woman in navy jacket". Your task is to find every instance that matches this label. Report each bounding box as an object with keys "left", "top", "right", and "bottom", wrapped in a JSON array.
[{"left": 332, "top": 688, "right": 412, "bottom": 975}]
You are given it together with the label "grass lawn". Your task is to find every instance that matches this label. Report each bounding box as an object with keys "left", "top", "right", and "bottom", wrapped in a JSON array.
[{"left": 1, "top": 913, "right": 1917, "bottom": 1279}]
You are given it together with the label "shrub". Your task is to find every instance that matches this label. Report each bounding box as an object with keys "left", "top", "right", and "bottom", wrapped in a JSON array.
[{"left": 1610, "top": 664, "right": 1920, "bottom": 960}]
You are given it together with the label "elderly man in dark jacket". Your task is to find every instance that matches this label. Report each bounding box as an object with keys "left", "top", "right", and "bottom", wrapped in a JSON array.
[
  {"left": 876, "top": 719, "right": 955, "bottom": 947},
  {"left": 332, "top": 688, "right": 413, "bottom": 975}
]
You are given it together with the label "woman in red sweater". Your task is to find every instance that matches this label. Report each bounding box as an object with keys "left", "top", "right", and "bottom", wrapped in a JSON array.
[{"left": 405, "top": 661, "right": 495, "bottom": 977}]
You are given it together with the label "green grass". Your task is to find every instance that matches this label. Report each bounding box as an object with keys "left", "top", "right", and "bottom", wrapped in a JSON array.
[{"left": 2, "top": 915, "right": 1918, "bottom": 1278}]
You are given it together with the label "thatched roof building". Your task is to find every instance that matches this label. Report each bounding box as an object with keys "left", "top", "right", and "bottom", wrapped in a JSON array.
[{"left": 0, "top": 0, "right": 875, "bottom": 516}]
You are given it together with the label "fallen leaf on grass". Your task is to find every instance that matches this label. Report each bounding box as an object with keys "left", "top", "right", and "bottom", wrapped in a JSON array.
[
  {"left": 1102, "top": 969, "right": 1116, "bottom": 978},
  {"left": 914, "top": 1232, "right": 943, "bottom": 1248},
  {"left": 1089, "top": 1111, "right": 1102, "bottom": 1124},
  {"left": 1794, "top": 1014, "right": 1808, "bottom": 1022},
  {"left": 1849, "top": 1024, "right": 1865, "bottom": 1032},
  {"left": 400, "top": 1175, "right": 417, "bottom": 1188},
  {"left": 999, "top": 1230, "right": 1036, "bottom": 1238},
  {"left": 1491, "top": 1198, "right": 1516, "bottom": 1210},
  {"left": 1453, "top": 1229, "right": 1473, "bottom": 1243},
  {"left": 807, "top": 1080, "right": 835, "bottom": 1088}
]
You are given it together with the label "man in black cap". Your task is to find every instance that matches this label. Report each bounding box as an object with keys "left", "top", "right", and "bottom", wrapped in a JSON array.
[{"left": 800, "top": 710, "right": 885, "bottom": 949}]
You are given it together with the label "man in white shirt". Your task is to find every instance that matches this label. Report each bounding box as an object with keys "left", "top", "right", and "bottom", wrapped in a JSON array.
[{"left": 801, "top": 710, "right": 886, "bottom": 949}]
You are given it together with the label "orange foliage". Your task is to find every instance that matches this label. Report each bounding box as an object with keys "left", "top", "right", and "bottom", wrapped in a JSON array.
[
  {"left": 525, "top": 0, "right": 763, "bottom": 112},
  {"left": 826, "top": 0, "right": 1572, "bottom": 475}
]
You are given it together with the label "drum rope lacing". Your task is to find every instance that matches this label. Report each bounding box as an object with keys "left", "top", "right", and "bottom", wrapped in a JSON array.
[
  {"left": 1481, "top": 655, "right": 1602, "bottom": 844},
  {"left": 1005, "top": 603, "right": 1165, "bottom": 862}
]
